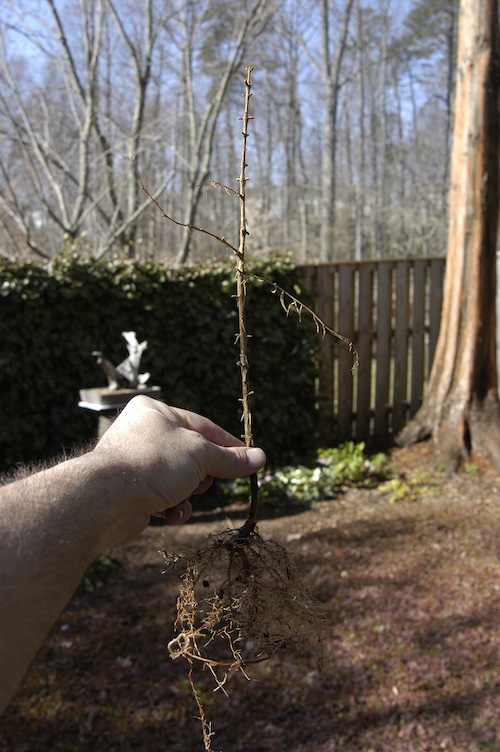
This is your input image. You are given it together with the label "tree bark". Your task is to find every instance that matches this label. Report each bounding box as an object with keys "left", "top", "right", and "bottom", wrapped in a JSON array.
[{"left": 397, "top": 0, "right": 500, "bottom": 471}]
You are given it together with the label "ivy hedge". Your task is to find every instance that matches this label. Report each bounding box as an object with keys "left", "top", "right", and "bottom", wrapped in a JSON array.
[{"left": 0, "top": 253, "right": 320, "bottom": 473}]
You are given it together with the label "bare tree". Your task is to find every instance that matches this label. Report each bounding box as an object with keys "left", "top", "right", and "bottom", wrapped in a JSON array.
[
  {"left": 173, "top": 0, "right": 278, "bottom": 266},
  {"left": 398, "top": 0, "right": 500, "bottom": 471},
  {"left": 0, "top": 0, "right": 173, "bottom": 259},
  {"left": 401, "top": 0, "right": 458, "bottom": 209}
]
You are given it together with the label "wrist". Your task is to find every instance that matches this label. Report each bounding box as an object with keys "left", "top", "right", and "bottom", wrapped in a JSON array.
[{"left": 83, "top": 446, "right": 151, "bottom": 551}]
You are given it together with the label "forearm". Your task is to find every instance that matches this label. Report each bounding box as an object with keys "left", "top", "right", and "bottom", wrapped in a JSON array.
[{"left": 0, "top": 451, "right": 120, "bottom": 712}]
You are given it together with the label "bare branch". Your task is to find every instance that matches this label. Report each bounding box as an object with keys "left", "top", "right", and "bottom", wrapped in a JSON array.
[
  {"left": 135, "top": 162, "right": 238, "bottom": 254},
  {"left": 253, "top": 273, "right": 359, "bottom": 372}
]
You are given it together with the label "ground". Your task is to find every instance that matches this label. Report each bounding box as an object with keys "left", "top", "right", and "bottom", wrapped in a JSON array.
[{"left": 1, "top": 443, "right": 499, "bottom": 752}]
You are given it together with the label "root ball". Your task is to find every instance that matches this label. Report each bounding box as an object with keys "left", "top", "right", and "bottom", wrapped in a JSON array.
[{"left": 163, "top": 527, "right": 321, "bottom": 678}]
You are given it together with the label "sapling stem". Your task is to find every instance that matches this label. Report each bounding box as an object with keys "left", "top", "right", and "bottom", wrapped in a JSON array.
[
  {"left": 236, "top": 67, "right": 253, "bottom": 451},
  {"left": 235, "top": 67, "right": 259, "bottom": 535},
  {"left": 136, "top": 68, "right": 358, "bottom": 533}
]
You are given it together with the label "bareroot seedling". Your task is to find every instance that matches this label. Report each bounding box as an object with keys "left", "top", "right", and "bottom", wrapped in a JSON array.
[{"left": 140, "top": 68, "right": 357, "bottom": 752}]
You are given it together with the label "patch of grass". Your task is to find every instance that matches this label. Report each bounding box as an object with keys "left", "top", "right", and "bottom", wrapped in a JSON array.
[{"left": 378, "top": 467, "right": 439, "bottom": 504}]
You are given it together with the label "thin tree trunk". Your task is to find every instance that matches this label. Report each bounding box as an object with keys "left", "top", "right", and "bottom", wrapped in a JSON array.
[
  {"left": 319, "top": 0, "right": 354, "bottom": 262},
  {"left": 354, "top": 0, "right": 366, "bottom": 261},
  {"left": 377, "top": 8, "right": 389, "bottom": 257}
]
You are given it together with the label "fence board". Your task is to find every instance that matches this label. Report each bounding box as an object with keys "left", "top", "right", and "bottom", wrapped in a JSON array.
[
  {"left": 374, "top": 263, "right": 393, "bottom": 436},
  {"left": 337, "top": 264, "right": 355, "bottom": 436},
  {"left": 356, "top": 263, "right": 375, "bottom": 437},
  {"left": 411, "top": 259, "right": 427, "bottom": 414},
  {"left": 393, "top": 261, "right": 410, "bottom": 432},
  {"left": 315, "top": 266, "right": 336, "bottom": 439}
]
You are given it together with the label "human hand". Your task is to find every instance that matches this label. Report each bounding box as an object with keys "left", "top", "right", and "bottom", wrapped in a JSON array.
[{"left": 91, "top": 396, "right": 266, "bottom": 548}]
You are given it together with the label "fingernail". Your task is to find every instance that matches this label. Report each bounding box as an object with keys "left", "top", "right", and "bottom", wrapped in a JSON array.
[
  {"left": 247, "top": 447, "right": 266, "bottom": 468},
  {"left": 177, "top": 507, "right": 185, "bottom": 521}
]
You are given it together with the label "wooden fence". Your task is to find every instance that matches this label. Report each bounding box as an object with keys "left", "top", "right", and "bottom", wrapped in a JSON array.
[{"left": 299, "top": 257, "right": 446, "bottom": 444}]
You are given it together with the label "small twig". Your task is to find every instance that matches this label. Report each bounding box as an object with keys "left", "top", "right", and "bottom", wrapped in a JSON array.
[
  {"left": 203, "top": 180, "right": 242, "bottom": 199},
  {"left": 134, "top": 159, "right": 238, "bottom": 255},
  {"left": 135, "top": 165, "right": 358, "bottom": 374},
  {"left": 253, "top": 273, "right": 360, "bottom": 373}
]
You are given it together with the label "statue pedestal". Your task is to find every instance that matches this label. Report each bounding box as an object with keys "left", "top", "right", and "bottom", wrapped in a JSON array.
[{"left": 79, "top": 386, "right": 162, "bottom": 438}]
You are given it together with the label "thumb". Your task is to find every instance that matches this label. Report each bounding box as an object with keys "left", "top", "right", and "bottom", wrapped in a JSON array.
[{"left": 209, "top": 444, "right": 266, "bottom": 480}]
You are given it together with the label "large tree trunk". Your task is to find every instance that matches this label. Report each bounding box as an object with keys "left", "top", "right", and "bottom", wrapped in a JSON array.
[{"left": 397, "top": 0, "right": 500, "bottom": 471}]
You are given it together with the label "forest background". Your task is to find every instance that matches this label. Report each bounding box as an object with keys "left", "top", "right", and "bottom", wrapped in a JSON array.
[{"left": 0, "top": 0, "right": 457, "bottom": 266}]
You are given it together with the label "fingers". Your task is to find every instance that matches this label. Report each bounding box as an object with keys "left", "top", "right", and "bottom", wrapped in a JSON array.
[
  {"left": 172, "top": 406, "right": 246, "bottom": 448},
  {"left": 192, "top": 475, "right": 214, "bottom": 496},
  {"left": 206, "top": 444, "right": 266, "bottom": 480},
  {"left": 168, "top": 403, "right": 267, "bottom": 478},
  {"left": 126, "top": 398, "right": 255, "bottom": 455},
  {"left": 170, "top": 405, "right": 266, "bottom": 480},
  {"left": 154, "top": 499, "right": 192, "bottom": 525}
]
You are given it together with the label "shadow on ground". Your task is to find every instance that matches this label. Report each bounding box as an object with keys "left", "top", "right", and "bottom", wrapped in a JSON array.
[{"left": 1, "top": 444, "right": 499, "bottom": 751}]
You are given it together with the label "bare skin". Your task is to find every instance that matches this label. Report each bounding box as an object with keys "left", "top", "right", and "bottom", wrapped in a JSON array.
[{"left": 0, "top": 396, "right": 266, "bottom": 712}]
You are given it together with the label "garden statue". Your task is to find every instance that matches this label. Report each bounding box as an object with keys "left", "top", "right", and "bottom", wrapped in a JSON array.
[
  {"left": 92, "top": 331, "right": 150, "bottom": 390},
  {"left": 79, "top": 331, "right": 161, "bottom": 433}
]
